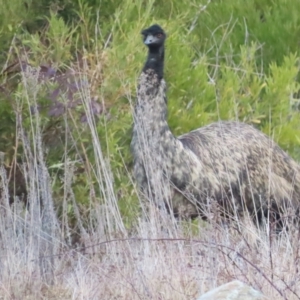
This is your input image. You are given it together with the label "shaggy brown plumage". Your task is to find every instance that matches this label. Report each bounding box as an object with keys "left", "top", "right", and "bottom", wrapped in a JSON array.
[{"left": 131, "top": 24, "right": 300, "bottom": 224}]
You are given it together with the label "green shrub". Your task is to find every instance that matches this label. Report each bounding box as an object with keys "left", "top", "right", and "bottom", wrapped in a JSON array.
[{"left": 1, "top": 0, "right": 300, "bottom": 228}]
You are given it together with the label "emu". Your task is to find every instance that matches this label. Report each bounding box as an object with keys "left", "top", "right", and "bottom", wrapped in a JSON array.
[{"left": 131, "top": 24, "right": 300, "bottom": 225}]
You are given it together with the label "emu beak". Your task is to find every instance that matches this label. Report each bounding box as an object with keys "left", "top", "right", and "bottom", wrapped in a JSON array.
[{"left": 144, "top": 34, "right": 154, "bottom": 45}]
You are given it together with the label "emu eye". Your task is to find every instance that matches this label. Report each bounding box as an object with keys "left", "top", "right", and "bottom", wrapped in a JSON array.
[{"left": 156, "top": 33, "right": 163, "bottom": 38}]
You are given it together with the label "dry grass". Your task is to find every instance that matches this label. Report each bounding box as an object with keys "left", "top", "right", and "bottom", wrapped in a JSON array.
[
  {"left": 0, "top": 63, "right": 300, "bottom": 300},
  {"left": 1, "top": 199, "right": 300, "bottom": 299}
]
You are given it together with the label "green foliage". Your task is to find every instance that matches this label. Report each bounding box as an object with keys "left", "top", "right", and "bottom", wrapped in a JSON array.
[
  {"left": 1, "top": 0, "right": 300, "bottom": 228},
  {"left": 187, "top": 0, "right": 300, "bottom": 69}
]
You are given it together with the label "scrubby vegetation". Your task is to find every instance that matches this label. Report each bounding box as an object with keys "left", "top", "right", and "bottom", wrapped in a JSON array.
[{"left": 1, "top": 0, "right": 300, "bottom": 298}]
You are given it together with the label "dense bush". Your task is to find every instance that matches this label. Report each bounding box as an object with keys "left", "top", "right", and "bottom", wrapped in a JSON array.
[{"left": 1, "top": 0, "right": 300, "bottom": 226}]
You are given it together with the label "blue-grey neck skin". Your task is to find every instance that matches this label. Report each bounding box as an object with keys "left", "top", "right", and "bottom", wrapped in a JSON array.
[{"left": 142, "top": 46, "right": 164, "bottom": 80}]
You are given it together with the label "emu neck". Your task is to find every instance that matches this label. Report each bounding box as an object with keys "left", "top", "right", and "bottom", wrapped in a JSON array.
[
  {"left": 134, "top": 44, "right": 174, "bottom": 145},
  {"left": 143, "top": 46, "right": 164, "bottom": 79},
  {"left": 135, "top": 71, "right": 170, "bottom": 137}
]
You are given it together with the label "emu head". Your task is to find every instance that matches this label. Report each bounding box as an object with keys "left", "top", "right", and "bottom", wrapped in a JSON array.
[{"left": 141, "top": 24, "right": 166, "bottom": 50}]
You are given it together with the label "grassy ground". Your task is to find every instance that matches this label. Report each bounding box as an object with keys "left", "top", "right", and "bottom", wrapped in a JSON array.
[{"left": 1, "top": 0, "right": 300, "bottom": 299}]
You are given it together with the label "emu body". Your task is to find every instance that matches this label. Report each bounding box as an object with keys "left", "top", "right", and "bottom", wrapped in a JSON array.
[{"left": 131, "top": 24, "right": 300, "bottom": 222}]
